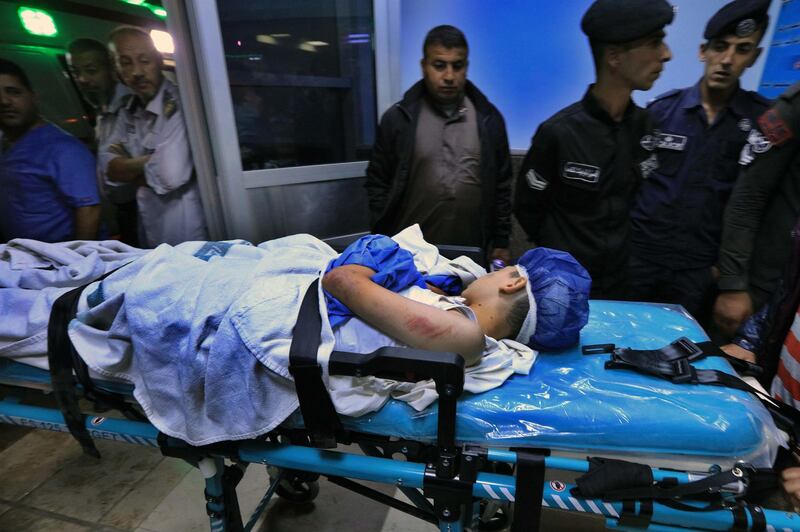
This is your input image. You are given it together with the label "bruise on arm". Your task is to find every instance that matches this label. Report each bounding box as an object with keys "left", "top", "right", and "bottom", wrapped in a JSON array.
[{"left": 323, "top": 265, "right": 484, "bottom": 365}]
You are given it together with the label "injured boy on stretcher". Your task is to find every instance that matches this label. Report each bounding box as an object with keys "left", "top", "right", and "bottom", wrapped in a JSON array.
[{"left": 0, "top": 225, "right": 590, "bottom": 446}]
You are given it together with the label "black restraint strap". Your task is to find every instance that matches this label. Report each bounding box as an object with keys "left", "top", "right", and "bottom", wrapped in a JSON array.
[
  {"left": 732, "top": 505, "right": 748, "bottom": 531},
  {"left": 47, "top": 268, "right": 140, "bottom": 457},
  {"left": 574, "top": 457, "right": 654, "bottom": 499},
  {"left": 593, "top": 337, "right": 763, "bottom": 380},
  {"left": 749, "top": 505, "right": 766, "bottom": 532},
  {"left": 731, "top": 504, "right": 767, "bottom": 532},
  {"left": 288, "top": 279, "right": 342, "bottom": 448},
  {"left": 601, "top": 468, "right": 740, "bottom": 501},
  {"left": 603, "top": 338, "right": 800, "bottom": 444},
  {"left": 48, "top": 283, "right": 100, "bottom": 457},
  {"left": 511, "top": 449, "right": 550, "bottom": 532}
]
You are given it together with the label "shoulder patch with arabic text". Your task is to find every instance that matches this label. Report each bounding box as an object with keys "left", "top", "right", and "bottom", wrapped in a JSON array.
[
  {"left": 562, "top": 162, "right": 600, "bottom": 183},
  {"left": 655, "top": 132, "right": 688, "bottom": 151}
]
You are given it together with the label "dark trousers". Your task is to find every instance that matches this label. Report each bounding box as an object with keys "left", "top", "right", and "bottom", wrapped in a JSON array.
[
  {"left": 115, "top": 200, "right": 139, "bottom": 247},
  {"left": 627, "top": 255, "right": 716, "bottom": 326}
]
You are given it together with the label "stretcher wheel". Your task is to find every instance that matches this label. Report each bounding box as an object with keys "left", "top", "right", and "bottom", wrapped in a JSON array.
[
  {"left": 275, "top": 476, "right": 320, "bottom": 503},
  {"left": 478, "top": 499, "right": 510, "bottom": 531}
]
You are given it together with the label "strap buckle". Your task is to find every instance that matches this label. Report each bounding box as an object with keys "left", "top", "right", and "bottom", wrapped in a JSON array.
[
  {"left": 665, "top": 337, "right": 704, "bottom": 361},
  {"left": 582, "top": 343, "right": 616, "bottom": 355},
  {"left": 670, "top": 358, "right": 697, "bottom": 384}
]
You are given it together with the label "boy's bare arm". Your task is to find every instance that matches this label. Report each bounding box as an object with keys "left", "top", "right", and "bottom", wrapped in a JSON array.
[{"left": 323, "top": 264, "right": 484, "bottom": 366}]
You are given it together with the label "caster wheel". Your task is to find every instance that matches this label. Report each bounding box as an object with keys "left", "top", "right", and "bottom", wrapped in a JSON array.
[
  {"left": 275, "top": 477, "right": 320, "bottom": 503},
  {"left": 478, "top": 499, "right": 510, "bottom": 531}
]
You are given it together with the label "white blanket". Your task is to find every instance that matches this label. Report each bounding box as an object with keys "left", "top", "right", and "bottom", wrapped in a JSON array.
[{"left": 0, "top": 227, "right": 534, "bottom": 444}]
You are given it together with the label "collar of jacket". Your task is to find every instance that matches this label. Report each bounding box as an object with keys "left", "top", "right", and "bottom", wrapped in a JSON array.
[
  {"left": 681, "top": 80, "right": 751, "bottom": 119},
  {"left": 395, "top": 79, "right": 494, "bottom": 120},
  {"left": 581, "top": 84, "right": 638, "bottom": 125}
]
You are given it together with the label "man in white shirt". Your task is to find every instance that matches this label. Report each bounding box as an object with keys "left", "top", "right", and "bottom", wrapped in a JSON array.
[
  {"left": 67, "top": 38, "right": 137, "bottom": 245},
  {"left": 100, "top": 26, "right": 207, "bottom": 247}
]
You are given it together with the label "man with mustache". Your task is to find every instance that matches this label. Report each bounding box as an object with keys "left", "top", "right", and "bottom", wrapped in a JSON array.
[
  {"left": 0, "top": 59, "right": 101, "bottom": 242},
  {"left": 514, "top": 0, "right": 673, "bottom": 299},
  {"left": 628, "top": 0, "right": 771, "bottom": 325},
  {"left": 365, "top": 25, "right": 513, "bottom": 266},
  {"left": 100, "top": 26, "right": 207, "bottom": 247},
  {"left": 66, "top": 38, "right": 137, "bottom": 246}
]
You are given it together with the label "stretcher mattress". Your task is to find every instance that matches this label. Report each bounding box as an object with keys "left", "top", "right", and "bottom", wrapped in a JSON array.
[
  {"left": 0, "top": 300, "right": 781, "bottom": 469},
  {"left": 337, "top": 301, "right": 781, "bottom": 467}
]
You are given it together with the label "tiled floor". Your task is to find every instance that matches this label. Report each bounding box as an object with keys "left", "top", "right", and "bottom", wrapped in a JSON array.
[{"left": 0, "top": 388, "right": 603, "bottom": 531}]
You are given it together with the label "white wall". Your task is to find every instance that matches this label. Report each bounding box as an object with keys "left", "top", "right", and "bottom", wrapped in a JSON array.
[{"left": 397, "top": 0, "right": 782, "bottom": 150}]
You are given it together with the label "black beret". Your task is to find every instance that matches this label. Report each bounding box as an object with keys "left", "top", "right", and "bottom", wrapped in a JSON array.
[
  {"left": 581, "top": 0, "right": 675, "bottom": 43},
  {"left": 704, "top": 0, "right": 771, "bottom": 40}
]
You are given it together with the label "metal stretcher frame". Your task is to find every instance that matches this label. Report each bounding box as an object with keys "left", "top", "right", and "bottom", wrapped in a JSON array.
[{"left": 1, "top": 357, "right": 799, "bottom": 532}]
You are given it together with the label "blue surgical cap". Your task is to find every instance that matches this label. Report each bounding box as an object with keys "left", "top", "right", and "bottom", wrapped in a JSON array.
[{"left": 515, "top": 247, "right": 591, "bottom": 351}]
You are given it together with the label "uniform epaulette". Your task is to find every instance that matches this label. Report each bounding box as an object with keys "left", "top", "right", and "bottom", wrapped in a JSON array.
[
  {"left": 163, "top": 89, "right": 178, "bottom": 119},
  {"left": 647, "top": 89, "right": 680, "bottom": 107}
]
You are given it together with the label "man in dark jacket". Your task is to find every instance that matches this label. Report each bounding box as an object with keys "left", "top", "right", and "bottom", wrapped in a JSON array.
[
  {"left": 365, "top": 25, "right": 512, "bottom": 265},
  {"left": 714, "top": 82, "right": 800, "bottom": 337},
  {"left": 723, "top": 216, "right": 800, "bottom": 508},
  {"left": 514, "top": 0, "right": 674, "bottom": 299}
]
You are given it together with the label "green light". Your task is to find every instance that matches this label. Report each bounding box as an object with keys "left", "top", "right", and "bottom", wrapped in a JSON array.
[
  {"left": 18, "top": 7, "right": 58, "bottom": 37},
  {"left": 117, "top": 1, "right": 166, "bottom": 19}
]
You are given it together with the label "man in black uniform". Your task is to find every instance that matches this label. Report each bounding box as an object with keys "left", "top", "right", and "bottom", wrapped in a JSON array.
[
  {"left": 713, "top": 82, "right": 800, "bottom": 337},
  {"left": 628, "top": 0, "right": 771, "bottom": 323},
  {"left": 514, "top": 0, "right": 673, "bottom": 299}
]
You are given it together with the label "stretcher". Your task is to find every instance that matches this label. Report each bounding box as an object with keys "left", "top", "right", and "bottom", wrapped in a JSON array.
[{"left": 1, "top": 297, "right": 799, "bottom": 531}]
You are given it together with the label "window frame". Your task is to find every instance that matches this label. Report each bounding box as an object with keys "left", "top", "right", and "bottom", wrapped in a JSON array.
[{"left": 179, "top": 0, "right": 397, "bottom": 189}]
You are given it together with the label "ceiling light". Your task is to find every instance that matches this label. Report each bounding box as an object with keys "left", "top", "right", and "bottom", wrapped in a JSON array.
[
  {"left": 256, "top": 34, "right": 278, "bottom": 45},
  {"left": 150, "top": 29, "right": 175, "bottom": 54},
  {"left": 18, "top": 7, "right": 57, "bottom": 37}
]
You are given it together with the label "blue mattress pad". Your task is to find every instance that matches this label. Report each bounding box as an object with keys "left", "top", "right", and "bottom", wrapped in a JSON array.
[{"left": 337, "top": 301, "right": 781, "bottom": 465}]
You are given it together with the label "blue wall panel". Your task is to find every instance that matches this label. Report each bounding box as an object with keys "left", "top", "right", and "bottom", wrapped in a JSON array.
[{"left": 759, "top": 0, "right": 800, "bottom": 98}]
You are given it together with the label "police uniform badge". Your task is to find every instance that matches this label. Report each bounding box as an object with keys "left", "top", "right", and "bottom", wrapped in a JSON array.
[
  {"left": 163, "top": 91, "right": 178, "bottom": 119},
  {"left": 640, "top": 153, "right": 659, "bottom": 178},
  {"left": 735, "top": 18, "right": 756, "bottom": 37},
  {"left": 738, "top": 144, "right": 754, "bottom": 166},
  {"left": 640, "top": 134, "right": 656, "bottom": 151},
  {"left": 746, "top": 129, "right": 772, "bottom": 154},
  {"left": 655, "top": 132, "right": 688, "bottom": 151}
]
